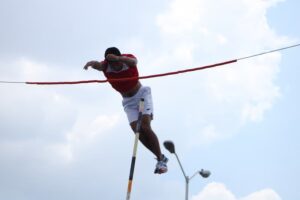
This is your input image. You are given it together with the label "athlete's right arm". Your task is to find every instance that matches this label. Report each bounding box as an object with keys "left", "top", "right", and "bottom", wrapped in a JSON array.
[{"left": 83, "top": 60, "right": 105, "bottom": 71}]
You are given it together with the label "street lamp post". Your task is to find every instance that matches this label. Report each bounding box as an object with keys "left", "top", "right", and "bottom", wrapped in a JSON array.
[{"left": 163, "top": 140, "right": 211, "bottom": 200}]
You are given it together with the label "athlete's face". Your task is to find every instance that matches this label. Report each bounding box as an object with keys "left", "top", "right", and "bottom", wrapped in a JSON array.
[{"left": 109, "top": 61, "right": 123, "bottom": 71}]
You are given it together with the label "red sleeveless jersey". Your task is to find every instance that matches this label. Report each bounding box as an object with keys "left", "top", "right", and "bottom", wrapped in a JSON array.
[{"left": 102, "top": 54, "right": 139, "bottom": 93}]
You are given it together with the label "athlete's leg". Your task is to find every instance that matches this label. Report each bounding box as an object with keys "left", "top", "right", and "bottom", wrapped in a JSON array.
[{"left": 130, "top": 114, "right": 163, "bottom": 161}]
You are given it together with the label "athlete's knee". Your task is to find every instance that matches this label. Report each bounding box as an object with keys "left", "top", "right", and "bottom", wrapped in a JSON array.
[
  {"left": 130, "top": 115, "right": 152, "bottom": 133},
  {"left": 140, "top": 120, "right": 152, "bottom": 133},
  {"left": 130, "top": 121, "right": 150, "bottom": 133}
]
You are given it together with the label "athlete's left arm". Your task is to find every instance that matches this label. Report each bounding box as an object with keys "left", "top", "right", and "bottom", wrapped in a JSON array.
[
  {"left": 106, "top": 54, "right": 138, "bottom": 67},
  {"left": 119, "top": 55, "right": 138, "bottom": 67}
]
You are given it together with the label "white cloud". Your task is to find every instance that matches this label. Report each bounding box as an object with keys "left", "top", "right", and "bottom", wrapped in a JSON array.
[
  {"left": 189, "top": 124, "right": 220, "bottom": 147},
  {"left": 241, "top": 189, "right": 282, "bottom": 200},
  {"left": 0, "top": 58, "right": 121, "bottom": 164},
  {"left": 153, "top": 0, "right": 289, "bottom": 144},
  {"left": 19, "top": 58, "right": 50, "bottom": 80},
  {"left": 45, "top": 143, "right": 73, "bottom": 163},
  {"left": 192, "top": 182, "right": 281, "bottom": 200},
  {"left": 66, "top": 114, "right": 120, "bottom": 144},
  {"left": 0, "top": 57, "right": 127, "bottom": 199},
  {"left": 204, "top": 53, "right": 281, "bottom": 124}
]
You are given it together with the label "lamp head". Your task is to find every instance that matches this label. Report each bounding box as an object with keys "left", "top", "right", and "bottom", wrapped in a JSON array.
[
  {"left": 199, "top": 169, "right": 211, "bottom": 178},
  {"left": 163, "top": 140, "right": 176, "bottom": 154}
]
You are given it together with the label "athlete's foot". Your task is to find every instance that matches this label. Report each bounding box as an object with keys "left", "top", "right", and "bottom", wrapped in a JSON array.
[{"left": 154, "top": 154, "right": 168, "bottom": 174}]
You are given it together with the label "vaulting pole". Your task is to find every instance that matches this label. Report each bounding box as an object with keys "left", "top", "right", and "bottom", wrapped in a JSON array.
[{"left": 126, "top": 98, "right": 144, "bottom": 200}]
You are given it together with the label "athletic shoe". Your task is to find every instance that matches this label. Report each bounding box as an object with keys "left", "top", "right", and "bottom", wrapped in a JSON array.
[{"left": 154, "top": 154, "right": 168, "bottom": 174}]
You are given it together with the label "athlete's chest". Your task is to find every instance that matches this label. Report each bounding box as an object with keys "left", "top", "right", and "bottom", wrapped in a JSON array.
[{"left": 106, "top": 64, "right": 129, "bottom": 73}]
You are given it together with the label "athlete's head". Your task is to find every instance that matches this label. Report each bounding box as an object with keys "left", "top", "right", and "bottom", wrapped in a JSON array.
[{"left": 104, "top": 47, "right": 121, "bottom": 58}]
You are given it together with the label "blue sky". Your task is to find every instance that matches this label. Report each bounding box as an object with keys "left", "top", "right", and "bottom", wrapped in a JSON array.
[{"left": 0, "top": 0, "right": 299, "bottom": 200}]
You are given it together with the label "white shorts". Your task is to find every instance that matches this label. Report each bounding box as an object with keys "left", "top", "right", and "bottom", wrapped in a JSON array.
[{"left": 122, "top": 86, "right": 153, "bottom": 123}]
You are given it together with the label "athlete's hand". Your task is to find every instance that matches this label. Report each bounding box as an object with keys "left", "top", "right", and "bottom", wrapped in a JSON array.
[{"left": 106, "top": 54, "right": 120, "bottom": 62}]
